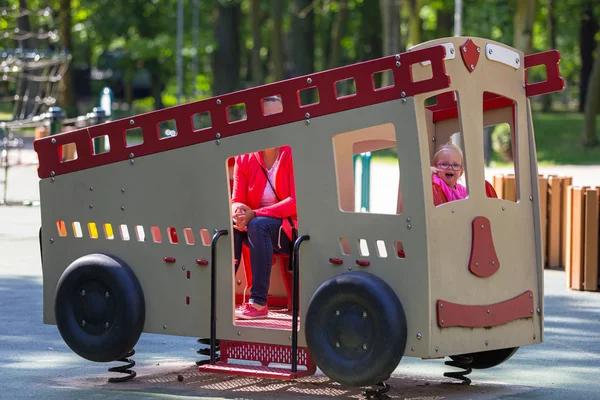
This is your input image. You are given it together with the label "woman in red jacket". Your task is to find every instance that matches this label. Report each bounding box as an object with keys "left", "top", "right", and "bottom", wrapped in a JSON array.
[{"left": 231, "top": 96, "right": 297, "bottom": 319}]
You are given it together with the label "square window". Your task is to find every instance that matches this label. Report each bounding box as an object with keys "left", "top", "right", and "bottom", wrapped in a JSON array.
[
  {"left": 158, "top": 119, "right": 178, "bottom": 139},
  {"left": 298, "top": 87, "right": 320, "bottom": 107},
  {"left": 192, "top": 111, "right": 212, "bottom": 131},
  {"left": 335, "top": 78, "right": 357, "bottom": 99},
  {"left": 227, "top": 103, "right": 247, "bottom": 123},
  {"left": 125, "top": 127, "right": 143, "bottom": 147}
]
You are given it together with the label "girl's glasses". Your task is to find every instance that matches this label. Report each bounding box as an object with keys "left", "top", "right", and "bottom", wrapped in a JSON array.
[{"left": 437, "top": 162, "right": 462, "bottom": 171}]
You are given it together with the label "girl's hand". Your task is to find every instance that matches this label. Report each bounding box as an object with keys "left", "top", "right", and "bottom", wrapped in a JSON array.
[{"left": 233, "top": 205, "right": 256, "bottom": 229}]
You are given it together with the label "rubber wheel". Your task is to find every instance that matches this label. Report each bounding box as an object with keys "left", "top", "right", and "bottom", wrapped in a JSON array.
[
  {"left": 461, "top": 347, "right": 519, "bottom": 369},
  {"left": 55, "top": 253, "right": 145, "bottom": 362},
  {"left": 305, "top": 271, "right": 407, "bottom": 386}
]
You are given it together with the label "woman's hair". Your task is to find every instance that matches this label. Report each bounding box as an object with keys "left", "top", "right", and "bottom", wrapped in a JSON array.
[{"left": 432, "top": 143, "right": 464, "bottom": 165}]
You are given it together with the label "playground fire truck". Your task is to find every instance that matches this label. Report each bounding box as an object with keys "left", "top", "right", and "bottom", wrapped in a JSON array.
[{"left": 35, "top": 37, "right": 563, "bottom": 389}]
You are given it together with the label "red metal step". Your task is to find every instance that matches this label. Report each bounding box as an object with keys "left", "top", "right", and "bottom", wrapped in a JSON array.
[{"left": 198, "top": 340, "right": 316, "bottom": 380}]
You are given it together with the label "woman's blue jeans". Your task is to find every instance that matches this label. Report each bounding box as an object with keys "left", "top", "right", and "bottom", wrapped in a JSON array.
[{"left": 234, "top": 217, "right": 291, "bottom": 306}]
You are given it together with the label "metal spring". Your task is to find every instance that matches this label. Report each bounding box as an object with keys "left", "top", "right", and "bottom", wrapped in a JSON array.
[
  {"left": 195, "top": 338, "right": 220, "bottom": 366},
  {"left": 107, "top": 349, "right": 136, "bottom": 383},
  {"left": 363, "top": 381, "right": 391, "bottom": 399},
  {"left": 443, "top": 355, "right": 473, "bottom": 385}
]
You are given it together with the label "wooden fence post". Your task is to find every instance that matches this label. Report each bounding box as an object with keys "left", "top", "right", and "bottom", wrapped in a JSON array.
[{"left": 583, "top": 188, "right": 599, "bottom": 291}]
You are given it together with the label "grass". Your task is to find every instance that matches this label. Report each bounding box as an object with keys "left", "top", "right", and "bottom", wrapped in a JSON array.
[{"left": 532, "top": 112, "right": 600, "bottom": 165}]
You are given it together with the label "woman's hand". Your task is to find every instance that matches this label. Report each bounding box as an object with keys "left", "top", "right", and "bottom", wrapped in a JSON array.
[{"left": 233, "top": 205, "right": 256, "bottom": 230}]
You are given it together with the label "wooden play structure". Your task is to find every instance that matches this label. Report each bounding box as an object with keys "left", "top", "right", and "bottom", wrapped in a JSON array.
[{"left": 35, "top": 36, "right": 564, "bottom": 391}]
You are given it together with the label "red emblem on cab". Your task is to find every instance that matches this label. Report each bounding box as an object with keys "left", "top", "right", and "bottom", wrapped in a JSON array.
[{"left": 460, "top": 39, "right": 481, "bottom": 73}]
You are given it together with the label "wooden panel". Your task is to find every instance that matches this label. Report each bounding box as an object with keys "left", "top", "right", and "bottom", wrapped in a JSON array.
[
  {"left": 493, "top": 174, "right": 505, "bottom": 199},
  {"left": 561, "top": 177, "right": 573, "bottom": 267},
  {"left": 547, "top": 176, "right": 563, "bottom": 267},
  {"left": 539, "top": 176, "right": 548, "bottom": 266},
  {"left": 583, "top": 188, "right": 599, "bottom": 291},
  {"left": 570, "top": 187, "right": 585, "bottom": 290},
  {"left": 565, "top": 186, "right": 573, "bottom": 288},
  {"left": 503, "top": 174, "right": 517, "bottom": 202}
]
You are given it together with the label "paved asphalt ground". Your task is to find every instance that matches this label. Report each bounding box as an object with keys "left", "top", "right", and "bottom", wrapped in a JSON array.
[{"left": 1, "top": 147, "right": 599, "bottom": 399}]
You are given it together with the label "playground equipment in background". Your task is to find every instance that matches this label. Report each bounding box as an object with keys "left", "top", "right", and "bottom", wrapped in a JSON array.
[
  {"left": 35, "top": 37, "right": 563, "bottom": 393},
  {"left": 493, "top": 175, "right": 599, "bottom": 292}
]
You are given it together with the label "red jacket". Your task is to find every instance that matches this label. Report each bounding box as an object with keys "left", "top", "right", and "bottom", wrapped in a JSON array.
[
  {"left": 432, "top": 180, "right": 498, "bottom": 205},
  {"left": 231, "top": 145, "right": 297, "bottom": 240}
]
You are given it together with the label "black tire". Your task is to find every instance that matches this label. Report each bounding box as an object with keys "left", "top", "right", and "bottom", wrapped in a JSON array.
[
  {"left": 461, "top": 347, "right": 519, "bottom": 369},
  {"left": 305, "top": 271, "right": 407, "bottom": 387},
  {"left": 55, "top": 253, "right": 145, "bottom": 362}
]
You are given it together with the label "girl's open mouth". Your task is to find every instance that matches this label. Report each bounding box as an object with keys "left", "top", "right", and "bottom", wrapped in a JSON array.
[{"left": 445, "top": 172, "right": 455, "bottom": 178}]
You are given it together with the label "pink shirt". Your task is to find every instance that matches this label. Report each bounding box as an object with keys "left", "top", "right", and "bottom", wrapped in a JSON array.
[{"left": 432, "top": 174, "right": 467, "bottom": 202}]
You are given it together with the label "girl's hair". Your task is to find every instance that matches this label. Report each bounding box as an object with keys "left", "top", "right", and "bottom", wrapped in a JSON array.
[
  {"left": 431, "top": 143, "right": 464, "bottom": 176},
  {"left": 432, "top": 143, "right": 464, "bottom": 165}
]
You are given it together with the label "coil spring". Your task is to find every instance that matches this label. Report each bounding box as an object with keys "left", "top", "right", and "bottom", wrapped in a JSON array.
[
  {"left": 195, "top": 338, "right": 220, "bottom": 366},
  {"left": 108, "top": 349, "right": 136, "bottom": 383},
  {"left": 363, "top": 381, "right": 391, "bottom": 399},
  {"left": 443, "top": 355, "right": 473, "bottom": 385}
]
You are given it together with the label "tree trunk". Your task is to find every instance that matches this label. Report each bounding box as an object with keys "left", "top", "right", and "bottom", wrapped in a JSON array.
[
  {"left": 357, "top": 0, "right": 382, "bottom": 62},
  {"left": 582, "top": 39, "right": 600, "bottom": 147},
  {"left": 58, "top": 0, "right": 77, "bottom": 117},
  {"left": 328, "top": 0, "right": 349, "bottom": 69},
  {"left": 513, "top": 0, "right": 537, "bottom": 55},
  {"left": 407, "top": 0, "right": 421, "bottom": 47},
  {"left": 16, "top": 0, "right": 35, "bottom": 49},
  {"left": 270, "top": 0, "right": 284, "bottom": 81},
  {"left": 579, "top": 2, "right": 598, "bottom": 113},
  {"left": 213, "top": 1, "right": 242, "bottom": 95},
  {"left": 436, "top": 6, "right": 454, "bottom": 38},
  {"left": 541, "top": 0, "right": 556, "bottom": 112},
  {"left": 291, "top": 0, "right": 315, "bottom": 102},
  {"left": 379, "top": 0, "right": 401, "bottom": 86},
  {"left": 249, "top": 0, "right": 262, "bottom": 86}
]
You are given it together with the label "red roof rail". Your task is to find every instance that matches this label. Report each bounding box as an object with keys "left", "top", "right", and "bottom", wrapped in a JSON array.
[
  {"left": 524, "top": 50, "right": 565, "bottom": 97},
  {"left": 34, "top": 45, "right": 450, "bottom": 179}
]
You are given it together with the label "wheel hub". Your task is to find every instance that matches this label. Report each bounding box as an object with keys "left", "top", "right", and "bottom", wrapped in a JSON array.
[{"left": 73, "top": 281, "right": 115, "bottom": 335}]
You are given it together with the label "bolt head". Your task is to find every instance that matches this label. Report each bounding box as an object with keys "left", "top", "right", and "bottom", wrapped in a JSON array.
[
  {"left": 362, "top": 311, "right": 367, "bottom": 318},
  {"left": 104, "top": 322, "right": 110, "bottom": 328},
  {"left": 216, "top": 99, "right": 221, "bottom": 105},
  {"left": 530, "top": 309, "right": 534, "bottom": 314},
  {"left": 81, "top": 320, "right": 87, "bottom": 326},
  {"left": 216, "top": 139, "right": 221, "bottom": 145},
  {"left": 395, "top": 61, "right": 401, "bottom": 67},
  {"left": 537, "top": 308, "right": 541, "bottom": 314},
  {"left": 335, "top": 310, "right": 340, "bottom": 316},
  {"left": 450, "top": 48, "right": 455, "bottom": 54},
  {"left": 407, "top": 224, "right": 411, "bottom": 229},
  {"left": 129, "top": 159, "right": 134, "bottom": 165},
  {"left": 305, "top": 119, "right": 310, "bottom": 126},
  {"left": 475, "top": 262, "right": 479, "bottom": 266},
  {"left": 89, "top": 187, "right": 93, "bottom": 191},
  {"left": 237, "top": 331, "right": 242, "bottom": 336},
  {"left": 417, "top": 332, "right": 422, "bottom": 340},
  {"left": 163, "top": 325, "right": 167, "bottom": 329},
  {"left": 80, "top": 290, "right": 86, "bottom": 296},
  {"left": 406, "top": 217, "right": 411, "bottom": 223},
  {"left": 462, "top": 47, "right": 467, "bottom": 52},
  {"left": 485, "top": 340, "right": 489, "bottom": 345},
  {"left": 515, "top": 57, "right": 520, "bottom": 64},
  {"left": 440, "top": 303, "right": 444, "bottom": 308},
  {"left": 451, "top": 208, "right": 455, "bottom": 213},
  {"left": 441, "top": 319, "right": 444, "bottom": 324},
  {"left": 335, "top": 342, "right": 340, "bottom": 348},
  {"left": 105, "top": 291, "right": 110, "bottom": 298},
  {"left": 348, "top": 266, "right": 352, "bottom": 271},
  {"left": 216, "top": 133, "right": 221, "bottom": 139},
  {"left": 435, "top": 346, "right": 438, "bottom": 352},
  {"left": 305, "top": 112, "right": 310, "bottom": 118},
  {"left": 481, "top": 224, "right": 485, "bottom": 229},
  {"left": 502, "top": 206, "right": 505, "bottom": 211},
  {"left": 51, "top": 177, "right": 55, "bottom": 182},
  {"left": 533, "top": 334, "right": 536, "bottom": 339},
  {"left": 476, "top": 47, "right": 481, "bottom": 53},
  {"left": 51, "top": 138, "right": 56, "bottom": 144},
  {"left": 432, "top": 137, "right": 436, "bottom": 142},
  {"left": 129, "top": 153, "right": 134, "bottom": 159},
  {"left": 89, "top": 204, "right": 93, "bottom": 209},
  {"left": 487, "top": 309, "right": 490, "bottom": 314},
  {"left": 395, "top": 54, "right": 400, "bottom": 60},
  {"left": 236, "top": 279, "right": 241, "bottom": 285},
  {"left": 121, "top": 205, "right": 125, "bottom": 210},
  {"left": 50, "top": 171, "right": 55, "bottom": 177},
  {"left": 121, "top": 188, "right": 125, "bottom": 193},
  {"left": 492, "top": 261, "right": 495, "bottom": 265},
  {"left": 401, "top": 98, "right": 407, "bottom": 104},
  {"left": 529, "top": 195, "right": 533, "bottom": 201},
  {"left": 362, "top": 344, "right": 367, "bottom": 350},
  {"left": 411, "top": 346, "right": 415, "bottom": 351},
  {"left": 489, "top": 48, "right": 493, "bottom": 54},
  {"left": 49, "top": 237, "right": 54, "bottom": 243},
  {"left": 307, "top": 78, "right": 312, "bottom": 84},
  {"left": 470, "top": 64, "right": 475, "bottom": 70},
  {"left": 401, "top": 91, "right": 406, "bottom": 98},
  {"left": 129, "top": 119, "right": 135, "bottom": 125}
]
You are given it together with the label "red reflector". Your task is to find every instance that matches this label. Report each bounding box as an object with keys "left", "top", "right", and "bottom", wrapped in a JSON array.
[
  {"left": 356, "top": 260, "right": 370, "bottom": 267},
  {"left": 187, "top": 271, "right": 191, "bottom": 279},
  {"left": 196, "top": 259, "right": 209, "bottom": 266},
  {"left": 329, "top": 258, "right": 343, "bottom": 265},
  {"left": 398, "top": 250, "right": 406, "bottom": 258},
  {"left": 186, "top": 296, "right": 190, "bottom": 305},
  {"left": 163, "top": 257, "right": 176, "bottom": 264}
]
